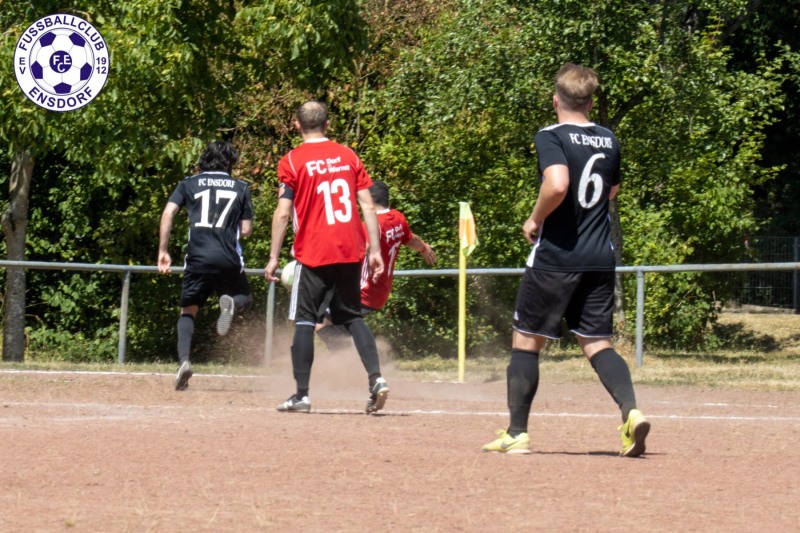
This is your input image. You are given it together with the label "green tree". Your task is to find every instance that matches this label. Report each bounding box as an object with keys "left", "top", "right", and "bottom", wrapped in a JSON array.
[
  {"left": 2, "top": 0, "right": 793, "bottom": 362},
  {"left": 360, "top": 0, "right": 789, "bottom": 355},
  {"left": 726, "top": 0, "right": 800, "bottom": 236},
  {"left": 1, "top": 0, "right": 368, "bottom": 362},
  {"left": 0, "top": 0, "right": 233, "bottom": 361}
]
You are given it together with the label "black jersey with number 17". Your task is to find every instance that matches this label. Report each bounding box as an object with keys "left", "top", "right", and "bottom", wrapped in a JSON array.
[
  {"left": 529, "top": 122, "right": 621, "bottom": 272},
  {"left": 168, "top": 171, "right": 254, "bottom": 273}
]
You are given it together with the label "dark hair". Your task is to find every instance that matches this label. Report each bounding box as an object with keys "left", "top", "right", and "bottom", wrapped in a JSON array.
[
  {"left": 296, "top": 100, "right": 328, "bottom": 132},
  {"left": 198, "top": 141, "right": 239, "bottom": 174},
  {"left": 369, "top": 179, "right": 390, "bottom": 207}
]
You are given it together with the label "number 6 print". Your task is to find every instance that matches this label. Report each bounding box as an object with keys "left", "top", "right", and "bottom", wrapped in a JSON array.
[{"left": 578, "top": 153, "right": 606, "bottom": 209}]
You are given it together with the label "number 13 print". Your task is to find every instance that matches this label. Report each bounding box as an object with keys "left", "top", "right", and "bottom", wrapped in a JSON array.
[{"left": 317, "top": 178, "right": 352, "bottom": 225}]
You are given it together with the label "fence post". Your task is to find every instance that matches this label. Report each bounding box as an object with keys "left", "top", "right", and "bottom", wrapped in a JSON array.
[
  {"left": 265, "top": 280, "right": 276, "bottom": 365},
  {"left": 794, "top": 237, "right": 799, "bottom": 314},
  {"left": 118, "top": 269, "right": 131, "bottom": 364},
  {"left": 636, "top": 269, "right": 645, "bottom": 367}
]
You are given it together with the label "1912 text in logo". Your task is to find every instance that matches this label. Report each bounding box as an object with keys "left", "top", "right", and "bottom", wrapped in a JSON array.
[{"left": 14, "top": 14, "right": 110, "bottom": 112}]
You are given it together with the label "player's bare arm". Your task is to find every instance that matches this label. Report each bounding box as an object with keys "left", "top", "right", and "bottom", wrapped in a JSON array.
[
  {"left": 158, "top": 202, "right": 180, "bottom": 273},
  {"left": 407, "top": 234, "right": 436, "bottom": 265},
  {"left": 357, "top": 188, "right": 384, "bottom": 282},
  {"left": 240, "top": 219, "right": 253, "bottom": 238},
  {"left": 524, "top": 164, "right": 570, "bottom": 243},
  {"left": 265, "top": 197, "right": 292, "bottom": 282},
  {"left": 609, "top": 184, "right": 619, "bottom": 200}
]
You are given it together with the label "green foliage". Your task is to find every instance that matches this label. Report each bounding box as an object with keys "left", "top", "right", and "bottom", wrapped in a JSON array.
[
  {"left": 727, "top": 0, "right": 800, "bottom": 235},
  {"left": 357, "top": 1, "right": 543, "bottom": 356},
  {"left": 235, "top": 0, "right": 367, "bottom": 87},
  {"left": 615, "top": 6, "right": 788, "bottom": 347},
  {"left": 1, "top": 1, "right": 218, "bottom": 361},
  {"left": 0, "top": 0, "right": 371, "bottom": 363},
  {"left": 26, "top": 326, "right": 117, "bottom": 363},
  {"left": 360, "top": 0, "right": 789, "bottom": 354},
  {"left": 1, "top": 0, "right": 796, "bottom": 361}
]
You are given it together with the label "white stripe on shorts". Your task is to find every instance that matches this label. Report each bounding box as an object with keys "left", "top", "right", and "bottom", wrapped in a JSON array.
[{"left": 288, "top": 263, "right": 301, "bottom": 320}]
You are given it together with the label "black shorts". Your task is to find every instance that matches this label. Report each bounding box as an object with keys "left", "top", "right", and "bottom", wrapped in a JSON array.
[
  {"left": 323, "top": 304, "right": 375, "bottom": 324},
  {"left": 180, "top": 269, "right": 251, "bottom": 308},
  {"left": 289, "top": 262, "right": 363, "bottom": 326},
  {"left": 513, "top": 268, "right": 614, "bottom": 339}
]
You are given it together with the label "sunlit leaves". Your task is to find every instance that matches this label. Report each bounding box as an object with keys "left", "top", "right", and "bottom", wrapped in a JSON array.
[{"left": 362, "top": 0, "right": 789, "bottom": 352}]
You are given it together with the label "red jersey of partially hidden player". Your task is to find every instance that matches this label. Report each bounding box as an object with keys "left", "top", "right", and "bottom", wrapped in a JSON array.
[
  {"left": 278, "top": 138, "right": 373, "bottom": 267},
  {"left": 360, "top": 208, "right": 411, "bottom": 310}
]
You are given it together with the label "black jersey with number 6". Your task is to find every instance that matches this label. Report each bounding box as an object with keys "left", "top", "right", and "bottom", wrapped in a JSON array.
[
  {"left": 529, "top": 122, "right": 621, "bottom": 272},
  {"left": 168, "top": 171, "right": 254, "bottom": 273}
]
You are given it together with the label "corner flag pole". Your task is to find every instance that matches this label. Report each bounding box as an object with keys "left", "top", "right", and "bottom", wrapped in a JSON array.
[
  {"left": 458, "top": 202, "right": 477, "bottom": 382},
  {"left": 458, "top": 245, "right": 467, "bottom": 382}
]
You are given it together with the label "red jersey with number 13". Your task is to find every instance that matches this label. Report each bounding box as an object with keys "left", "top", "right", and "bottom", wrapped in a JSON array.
[{"left": 278, "top": 138, "right": 373, "bottom": 267}]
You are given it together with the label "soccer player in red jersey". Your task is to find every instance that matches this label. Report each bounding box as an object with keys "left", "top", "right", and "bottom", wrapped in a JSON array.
[
  {"left": 315, "top": 179, "right": 436, "bottom": 350},
  {"left": 264, "top": 100, "right": 390, "bottom": 414}
]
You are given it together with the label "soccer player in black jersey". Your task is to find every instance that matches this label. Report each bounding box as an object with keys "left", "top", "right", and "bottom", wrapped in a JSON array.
[
  {"left": 483, "top": 64, "right": 650, "bottom": 456},
  {"left": 158, "top": 141, "right": 254, "bottom": 391}
]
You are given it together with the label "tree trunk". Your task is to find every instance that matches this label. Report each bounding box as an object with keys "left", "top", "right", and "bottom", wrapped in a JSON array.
[
  {"left": 2, "top": 150, "right": 33, "bottom": 361},
  {"left": 609, "top": 197, "right": 626, "bottom": 332}
]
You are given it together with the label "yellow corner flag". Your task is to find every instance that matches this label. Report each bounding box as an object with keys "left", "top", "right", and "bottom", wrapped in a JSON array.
[
  {"left": 457, "top": 202, "right": 476, "bottom": 382},
  {"left": 459, "top": 202, "right": 478, "bottom": 257}
]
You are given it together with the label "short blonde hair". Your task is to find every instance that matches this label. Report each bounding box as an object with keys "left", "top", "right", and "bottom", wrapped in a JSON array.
[{"left": 555, "top": 63, "right": 598, "bottom": 111}]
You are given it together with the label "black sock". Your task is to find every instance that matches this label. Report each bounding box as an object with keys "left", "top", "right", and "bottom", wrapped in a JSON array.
[
  {"left": 291, "top": 324, "right": 315, "bottom": 398},
  {"left": 507, "top": 349, "right": 539, "bottom": 435},
  {"left": 591, "top": 348, "right": 637, "bottom": 422},
  {"left": 317, "top": 324, "right": 352, "bottom": 352},
  {"left": 345, "top": 318, "right": 381, "bottom": 381},
  {"left": 177, "top": 314, "right": 194, "bottom": 365},
  {"left": 233, "top": 294, "right": 252, "bottom": 313}
]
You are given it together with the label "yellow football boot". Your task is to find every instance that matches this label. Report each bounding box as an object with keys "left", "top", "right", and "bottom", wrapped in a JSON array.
[
  {"left": 619, "top": 409, "right": 650, "bottom": 457},
  {"left": 482, "top": 429, "right": 532, "bottom": 454}
]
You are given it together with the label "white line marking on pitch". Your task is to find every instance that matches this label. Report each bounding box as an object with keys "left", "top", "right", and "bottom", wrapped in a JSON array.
[
  {"left": 0, "top": 369, "right": 263, "bottom": 379},
  {"left": 2, "top": 402, "right": 798, "bottom": 423},
  {"left": 3, "top": 370, "right": 800, "bottom": 421}
]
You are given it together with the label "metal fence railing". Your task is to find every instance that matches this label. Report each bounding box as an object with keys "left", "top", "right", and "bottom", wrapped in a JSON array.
[
  {"left": 731, "top": 236, "right": 800, "bottom": 310},
  {"left": 2, "top": 260, "right": 800, "bottom": 368}
]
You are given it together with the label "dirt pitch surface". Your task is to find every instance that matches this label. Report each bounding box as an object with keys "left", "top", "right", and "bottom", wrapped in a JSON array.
[{"left": 2, "top": 354, "right": 799, "bottom": 532}]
